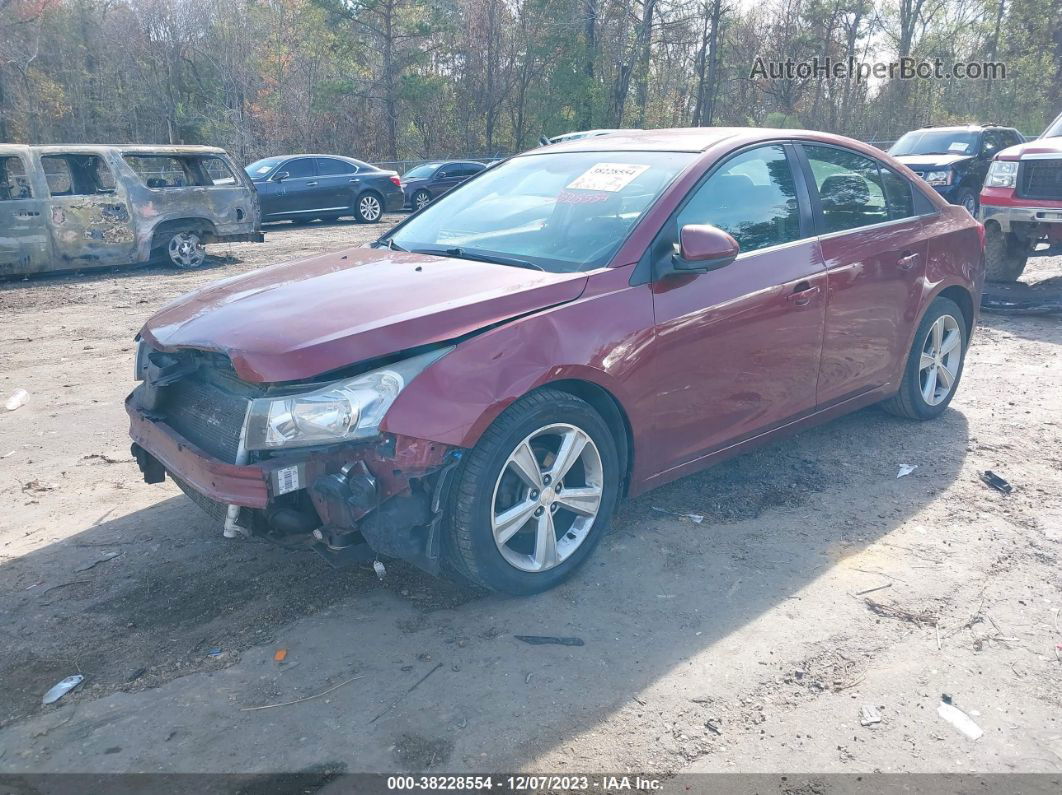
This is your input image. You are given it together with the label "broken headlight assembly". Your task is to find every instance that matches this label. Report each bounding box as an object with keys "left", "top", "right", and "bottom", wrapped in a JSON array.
[
  {"left": 244, "top": 348, "right": 451, "bottom": 451},
  {"left": 984, "top": 160, "right": 1018, "bottom": 188},
  {"left": 922, "top": 169, "right": 952, "bottom": 186}
]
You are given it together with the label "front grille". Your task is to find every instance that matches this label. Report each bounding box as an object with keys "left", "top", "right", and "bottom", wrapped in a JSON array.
[
  {"left": 159, "top": 374, "right": 250, "bottom": 464},
  {"left": 1018, "top": 160, "right": 1062, "bottom": 200}
]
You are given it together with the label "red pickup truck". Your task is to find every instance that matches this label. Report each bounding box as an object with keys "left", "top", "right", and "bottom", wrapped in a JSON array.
[{"left": 979, "top": 110, "right": 1062, "bottom": 281}]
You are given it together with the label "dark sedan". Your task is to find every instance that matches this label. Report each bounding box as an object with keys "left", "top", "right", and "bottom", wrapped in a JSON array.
[
  {"left": 245, "top": 154, "right": 403, "bottom": 223},
  {"left": 401, "top": 160, "right": 486, "bottom": 210}
]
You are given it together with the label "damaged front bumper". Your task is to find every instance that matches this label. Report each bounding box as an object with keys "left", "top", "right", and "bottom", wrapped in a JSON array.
[{"left": 127, "top": 396, "right": 461, "bottom": 573}]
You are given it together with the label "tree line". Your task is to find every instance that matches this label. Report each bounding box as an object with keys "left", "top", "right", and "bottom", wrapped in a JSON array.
[{"left": 1, "top": 0, "right": 1058, "bottom": 166}]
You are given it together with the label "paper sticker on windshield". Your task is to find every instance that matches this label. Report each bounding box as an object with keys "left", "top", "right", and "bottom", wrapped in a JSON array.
[
  {"left": 567, "top": 163, "right": 649, "bottom": 192},
  {"left": 948, "top": 142, "right": 970, "bottom": 153}
]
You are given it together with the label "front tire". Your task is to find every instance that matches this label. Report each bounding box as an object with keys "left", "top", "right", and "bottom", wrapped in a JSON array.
[
  {"left": 413, "top": 190, "right": 431, "bottom": 211},
  {"left": 354, "top": 192, "right": 383, "bottom": 223},
  {"left": 881, "top": 296, "right": 967, "bottom": 420},
  {"left": 445, "top": 389, "right": 620, "bottom": 595},
  {"left": 984, "top": 224, "right": 1028, "bottom": 282},
  {"left": 955, "top": 188, "right": 978, "bottom": 216}
]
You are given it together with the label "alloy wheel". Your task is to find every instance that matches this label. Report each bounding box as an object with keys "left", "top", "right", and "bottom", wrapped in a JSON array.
[
  {"left": 359, "top": 194, "right": 382, "bottom": 221},
  {"left": 919, "top": 314, "right": 961, "bottom": 406},
  {"left": 414, "top": 191, "right": 430, "bottom": 210},
  {"left": 168, "top": 232, "right": 205, "bottom": 268},
  {"left": 490, "top": 423, "right": 603, "bottom": 573}
]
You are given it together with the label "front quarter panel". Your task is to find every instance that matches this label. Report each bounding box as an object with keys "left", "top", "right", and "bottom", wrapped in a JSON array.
[{"left": 381, "top": 265, "right": 658, "bottom": 480}]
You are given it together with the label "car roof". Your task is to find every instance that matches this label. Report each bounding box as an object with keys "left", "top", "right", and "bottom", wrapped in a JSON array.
[
  {"left": 532, "top": 127, "right": 880, "bottom": 154},
  {"left": 29, "top": 144, "right": 228, "bottom": 155},
  {"left": 909, "top": 125, "right": 1014, "bottom": 133}
]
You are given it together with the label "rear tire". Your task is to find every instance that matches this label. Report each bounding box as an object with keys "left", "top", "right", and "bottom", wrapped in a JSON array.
[
  {"left": 354, "top": 192, "right": 383, "bottom": 223},
  {"left": 984, "top": 224, "right": 1028, "bottom": 282},
  {"left": 153, "top": 226, "right": 207, "bottom": 269},
  {"left": 445, "top": 388, "right": 620, "bottom": 595},
  {"left": 413, "top": 190, "right": 431, "bottom": 211},
  {"left": 881, "top": 296, "right": 967, "bottom": 420}
]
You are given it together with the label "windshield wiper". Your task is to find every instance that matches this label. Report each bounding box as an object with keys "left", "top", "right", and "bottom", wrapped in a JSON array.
[
  {"left": 411, "top": 247, "right": 544, "bottom": 271},
  {"left": 373, "top": 237, "right": 407, "bottom": 252}
]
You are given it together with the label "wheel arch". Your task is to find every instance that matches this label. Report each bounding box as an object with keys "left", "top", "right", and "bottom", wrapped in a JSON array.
[
  {"left": 935, "top": 284, "right": 975, "bottom": 340},
  {"left": 536, "top": 378, "right": 634, "bottom": 498},
  {"left": 149, "top": 217, "right": 219, "bottom": 247}
]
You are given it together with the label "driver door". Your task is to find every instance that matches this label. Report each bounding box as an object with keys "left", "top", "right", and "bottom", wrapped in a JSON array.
[{"left": 645, "top": 143, "right": 827, "bottom": 477}]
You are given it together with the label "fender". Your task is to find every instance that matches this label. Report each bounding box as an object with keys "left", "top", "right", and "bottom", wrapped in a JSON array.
[{"left": 381, "top": 264, "right": 659, "bottom": 479}]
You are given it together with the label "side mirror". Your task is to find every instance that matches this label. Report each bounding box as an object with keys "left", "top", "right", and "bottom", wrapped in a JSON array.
[
  {"left": 672, "top": 224, "right": 740, "bottom": 272},
  {"left": 538, "top": 135, "right": 551, "bottom": 147},
  {"left": 272, "top": 171, "right": 289, "bottom": 182}
]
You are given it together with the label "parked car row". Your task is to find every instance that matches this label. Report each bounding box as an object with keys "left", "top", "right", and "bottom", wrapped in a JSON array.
[
  {"left": 128, "top": 126, "right": 985, "bottom": 594},
  {"left": 887, "top": 115, "right": 1062, "bottom": 281}
]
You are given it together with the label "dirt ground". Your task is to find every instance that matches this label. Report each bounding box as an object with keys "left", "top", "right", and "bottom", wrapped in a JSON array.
[{"left": 1, "top": 218, "right": 1060, "bottom": 779}]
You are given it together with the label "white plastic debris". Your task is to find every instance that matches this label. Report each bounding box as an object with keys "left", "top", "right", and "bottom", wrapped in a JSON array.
[
  {"left": 5, "top": 389, "right": 29, "bottom": 411},
  {"left": 859, "top": 704, "right": 882, "bottom": 726},
  {"left": 937, "top": 700, "right": 984, "bottom": 740},
  {"left": 42, "top": 674, "right": 84, "bottom": 705},
  {"left": 651, "top": 506, "right": 705, "bottom": 523},
  {"left": 896, "top": 464, "right": 918, "bottom": 478},
  {"left": 373, "top": 560, "right": 386, "bottom": 580}
]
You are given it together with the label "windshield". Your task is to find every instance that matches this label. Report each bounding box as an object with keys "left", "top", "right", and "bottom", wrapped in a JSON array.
[
  {"left": 245, "top": 157, "right": 285, "bottom": 179},
  {"left": 388, "top": 151, "right": 695, "bottom": 272},
  {"left": 890, "top": 131, "right": 980, "bottom": 157},
  {"left": 1043, "top": 114, "right": 1062, "bottom": 139},
  {"left": 404, "top": 163, "right": 441, "bottom": 180}
]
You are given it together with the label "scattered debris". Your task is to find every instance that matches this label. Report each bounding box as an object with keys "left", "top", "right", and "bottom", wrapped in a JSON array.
[
  {"left": 21, "top": 480, "right": 55, "bottom": 494},
  {"left": 5, "top": 389, "right": 29, "bottom": 411},
  {"left": 651, "top": 506, "right": 705, "bottom": 523},
  {"left": 937, "top": 699, "right": 983, "bottom": 740},
  {"left": 82, "top": 453, "right": 126, "bottom": 464},
  {"left": 896, "top": 464, "right": 917, "bottom": 478},
  {"left": 859, "top": 704, "right": 882, "bottom": 726},
  {"left": 274, "top": 649, "right": 288, "bottom": 662},
  {"left": 207, "top": 647, "right": 223, "bottom": 658},
  {"left": 514, "top": 635, "right": 585, "bottom": 647},
  {"left": 704, "top": 719, "right": 722, "bottom": 735},
  {"left": 240, "top": 675, "right": 362, "bottom": 712},
  {"left": 864, "top": 598, "right": 938, "bottom": 626},
  {"left": 373, "top": 560, "right": 386, "bottom": 580},
  {"left": 854, "top": 583, "right": 892, "bottom": 596},
  {"left": 42, "top": 674, "right": 84, "bottom": 705},
  {"left": 75, "top": 551, "right": 121, "bottom": 572},
  {"left": 979, "top": 470, "right": 1013, "bottom": 495},
  {"left": 39, "top": 580, "right": 91, "bottom": 596},
  {"left": 369, "top": 663, "right": 443, "bottom": 724},
  {"left": 1, "top": 450, "right": 14, "bottom": 458}
]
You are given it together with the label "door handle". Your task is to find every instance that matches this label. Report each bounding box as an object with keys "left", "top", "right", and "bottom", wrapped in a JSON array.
[
  {"left": 349, "top": 178, "right": 360, "bottom": 183},
  {"left": 306, "top": 181, "right": 318, "bottom": 187},
  {"left": 898, "top": 251, "right": 920, "bottom": 270},
  {"left": 786, "top": 282, "right": 821, "bottom": 306}
]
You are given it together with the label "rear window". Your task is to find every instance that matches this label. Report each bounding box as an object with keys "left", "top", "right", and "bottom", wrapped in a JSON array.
[{"left": 124, "top": 154, "right": 239, "bottom": 188}]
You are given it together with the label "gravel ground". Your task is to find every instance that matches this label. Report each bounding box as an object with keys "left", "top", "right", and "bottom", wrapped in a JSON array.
[{"left": 0, "top": 220, "right": 1060, "bottom": 778}]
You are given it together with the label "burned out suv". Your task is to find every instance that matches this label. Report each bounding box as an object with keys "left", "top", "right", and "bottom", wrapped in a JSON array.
[
  {"left": 979, "top": 111, "right": 1062, "bottom": 281},
  {"left": 0, "top": 144, "right": 262, "bottom": 276}
]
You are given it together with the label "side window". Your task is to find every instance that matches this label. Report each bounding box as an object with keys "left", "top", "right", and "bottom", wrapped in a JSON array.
[
  {"left": 0, "top": 156, "right": 32, "bottom": 200},
  {"left": 201, "top": 157, "right": 237, "bottom": 185},
  {"left": 317, "top": 158, "right": 356, "bottom": 176},
  {"left": 283, "top": 158, "right": 316, "bottom": 179},
  {"left": 41, "top": 154, "right": 116, "bottom": 196},
  {"left": 879, "top": 166, "right": 915, "bottom": 220},
  {"left": 675, "top": 144, "right": 801, "bottom": 254},
  {"left": 42, "top": 156, "right": 74, "bottom": 196},
  {"left": 981, "top": 131, "right": 1004, "bottom": 157},
  {"left": 125, "top": 155, "right": 191, "bottom": 188},
  {"left": 803, "top": 145, "right": 889, "bottom": 233}
]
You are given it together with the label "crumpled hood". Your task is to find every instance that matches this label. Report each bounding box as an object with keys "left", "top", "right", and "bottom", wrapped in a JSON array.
[
  {"left": 140, "top": 247, "right": 588, "bottom": 383},
  {"left": 893, "top": 153, "right": 973, "bottom": 169}
]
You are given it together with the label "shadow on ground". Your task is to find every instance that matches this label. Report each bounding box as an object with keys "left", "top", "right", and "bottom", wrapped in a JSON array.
[{"left": 0, "top": 400, "right": 969, "bottom": 774}]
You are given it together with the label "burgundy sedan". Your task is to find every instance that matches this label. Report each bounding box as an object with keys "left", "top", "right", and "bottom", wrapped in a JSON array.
[{"left": 129, "top": 128, "right": 984, "bottom": 594}]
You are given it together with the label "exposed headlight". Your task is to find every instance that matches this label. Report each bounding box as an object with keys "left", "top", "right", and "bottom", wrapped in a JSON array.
[
  {"left": 244, "top": 348, "right": 450, "bottom": 450},
  {"left": 985, "top": 160, "right": 1018, "bottom": 188},
  {"left": 923, "top": 170, "right": 952, "bottom": 186},
  {"left": 134, "top": 338, "right": 149, "bottom": 380}
]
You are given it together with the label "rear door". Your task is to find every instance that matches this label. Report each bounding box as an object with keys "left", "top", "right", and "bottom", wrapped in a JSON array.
[
  {"left": 38, "top": 151, "right": 137, "bottom": 268},
  {"left": 0, "top": 148, "right": 52, "bottom": 275},
  {"left": 430, "top": 163, "right": 472, "bottom": 197},
  {"left": 316, "top": 157, "right": 359, "bottom": 215},
  {"left": 646, "top": 143, "right": 827, "bottom": 474},
  {"left": 796, "top": 143, "right": 930, "bottom": 406}
]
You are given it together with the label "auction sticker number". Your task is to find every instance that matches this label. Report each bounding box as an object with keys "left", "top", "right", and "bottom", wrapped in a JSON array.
[{"left": 567, "top": 163, "right": 649, "bottom": 192}]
